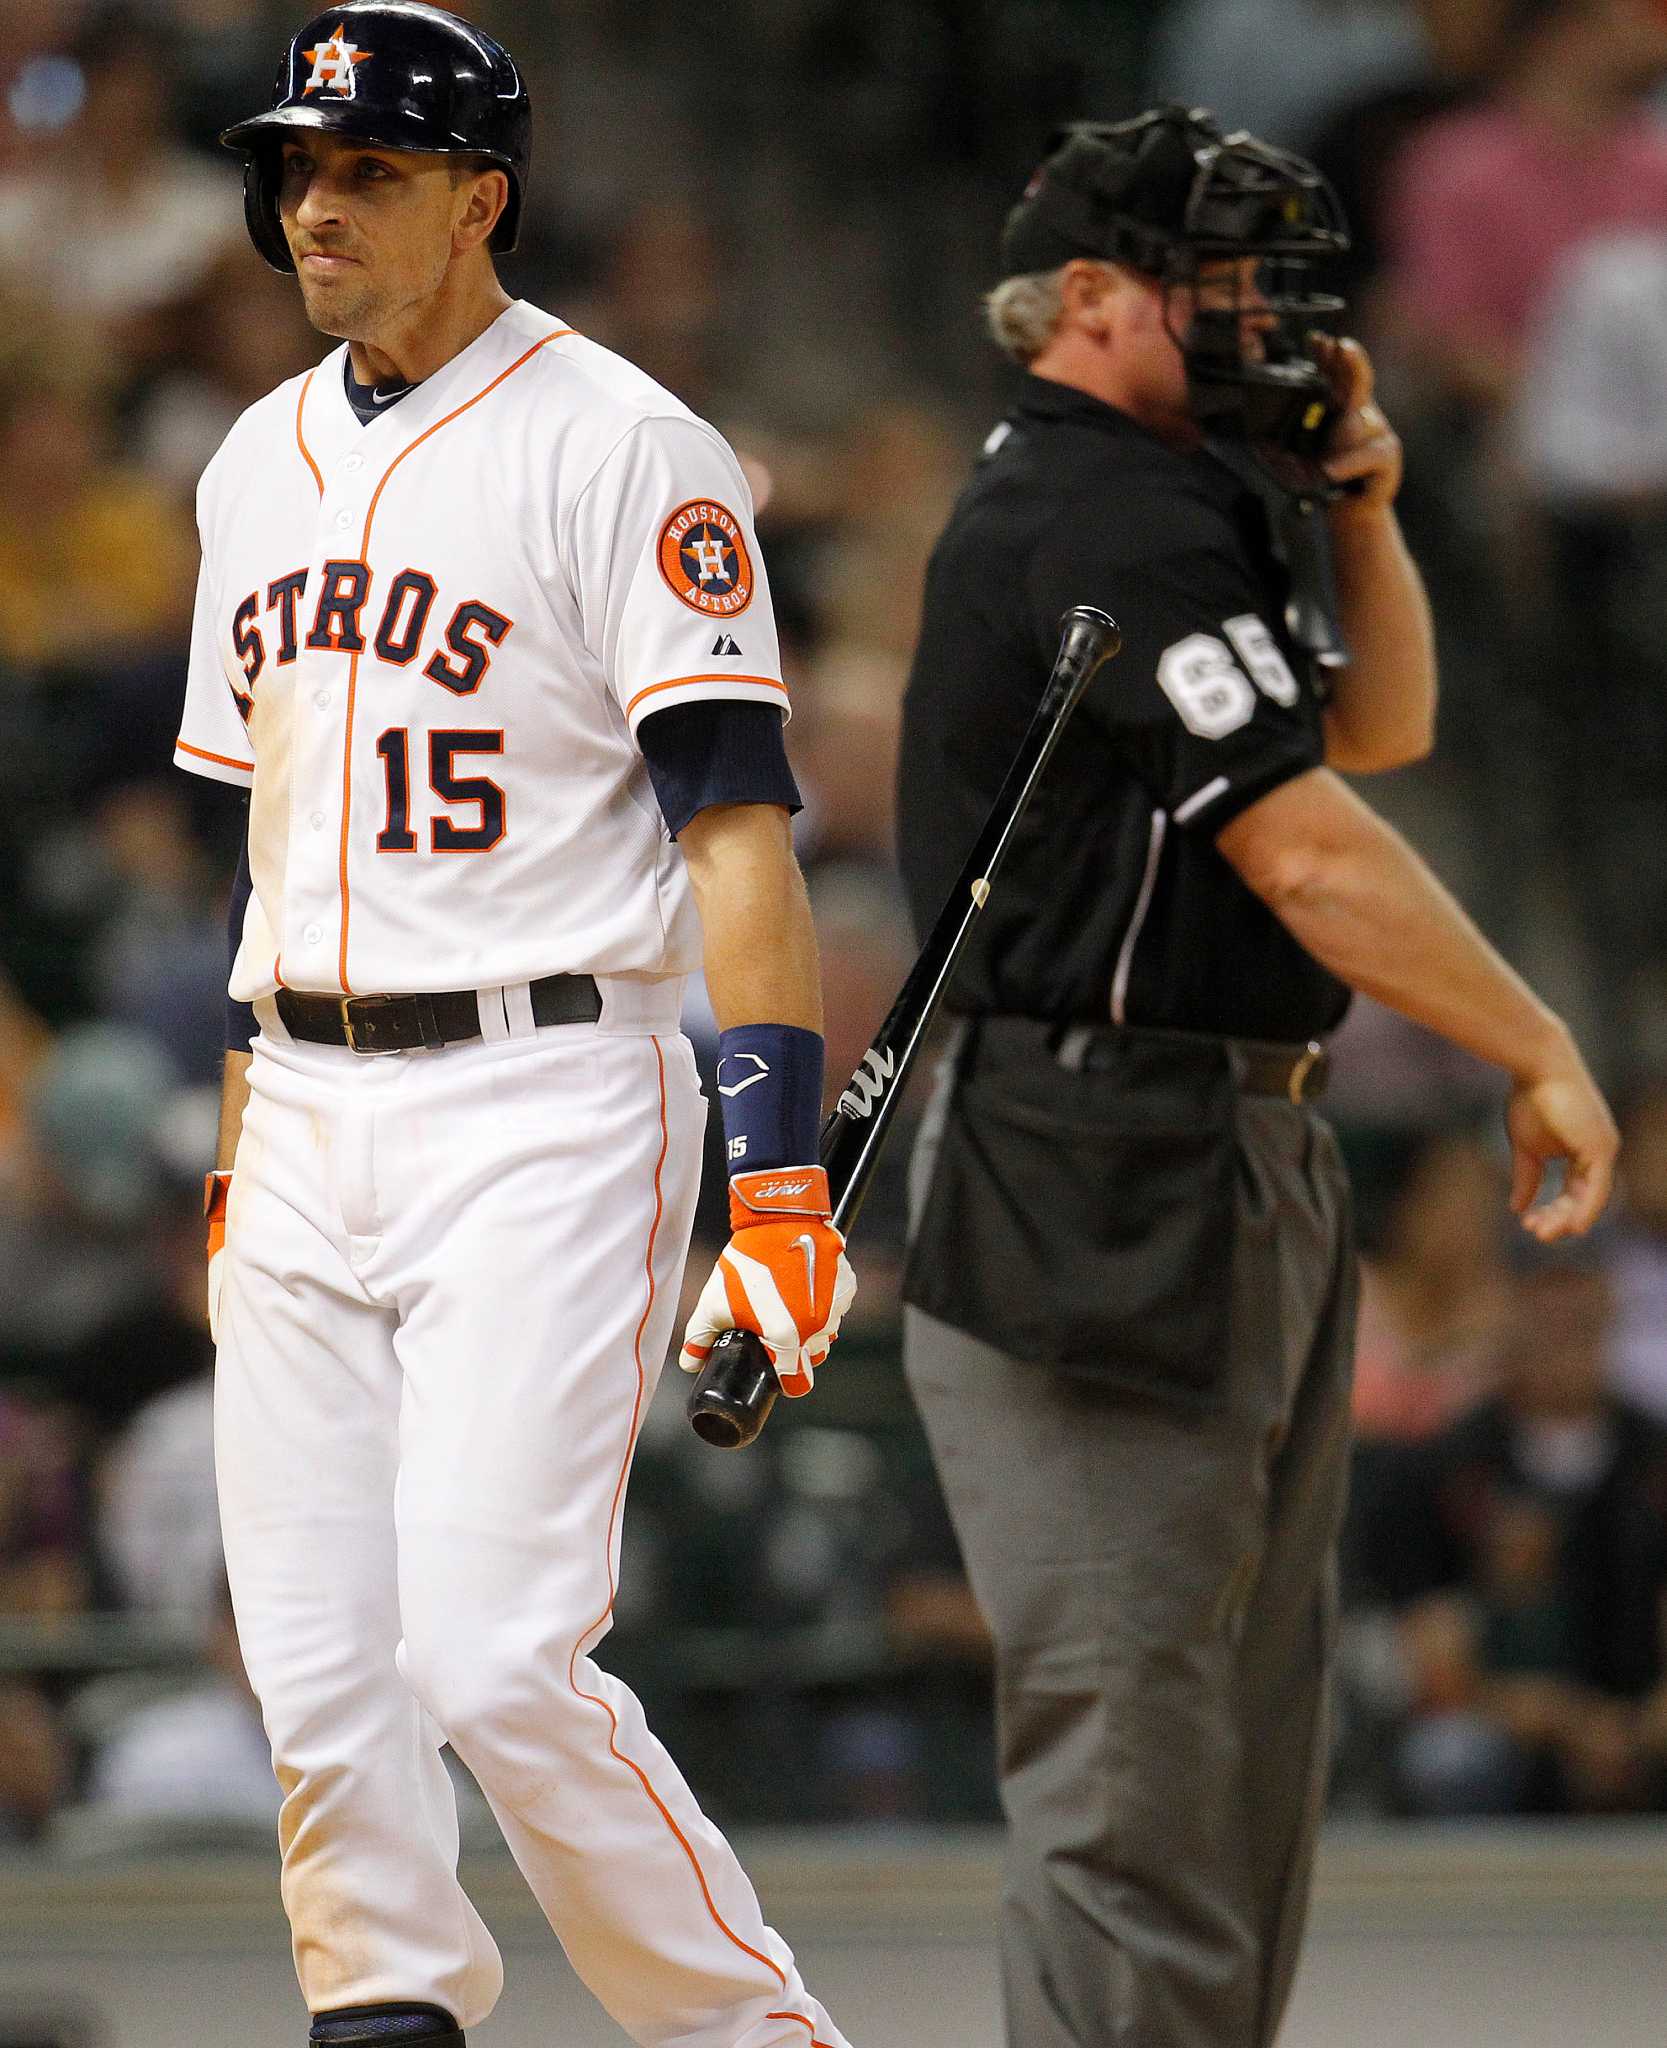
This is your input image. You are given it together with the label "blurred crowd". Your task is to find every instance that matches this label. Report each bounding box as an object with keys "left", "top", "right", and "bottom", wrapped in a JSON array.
[{"left": 4, "top": 0, "right": 1667, "bottom": 1854}]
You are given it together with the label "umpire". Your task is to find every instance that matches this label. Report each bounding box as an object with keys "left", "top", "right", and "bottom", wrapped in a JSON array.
[{"left": 896, "top": 107, "right": 1616, "bottom": 2048}]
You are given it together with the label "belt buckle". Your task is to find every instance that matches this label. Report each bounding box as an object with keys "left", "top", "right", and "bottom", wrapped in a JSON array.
[
  {"left": 340, "top": 993, "right": 402, "bottom": 1056},
  {"left": 1287, "top": 1040, "right": 1323, "bottom": 1105}
]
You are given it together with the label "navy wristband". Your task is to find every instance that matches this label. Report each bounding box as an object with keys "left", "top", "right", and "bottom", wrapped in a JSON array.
[{"left": 715, "top": 1023, "right": 824, "bottom": 1173}]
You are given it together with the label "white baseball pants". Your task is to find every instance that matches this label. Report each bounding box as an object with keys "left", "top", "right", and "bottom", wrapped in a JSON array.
[{"left": 216, "top": 1011, "right": 848, "bottom": 2048}]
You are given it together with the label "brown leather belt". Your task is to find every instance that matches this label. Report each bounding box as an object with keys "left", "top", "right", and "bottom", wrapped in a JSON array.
[
  {"left": 274, "top": 973, "right": 602, "bottom": 1055},
  {"left": 969, "top": 1017, "right": 1330, "bottom": 1105}
]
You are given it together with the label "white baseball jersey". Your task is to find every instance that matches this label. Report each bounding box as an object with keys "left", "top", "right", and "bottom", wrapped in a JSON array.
[{"left": 176, "top": 298, "right": 786, "bottom": 1000}]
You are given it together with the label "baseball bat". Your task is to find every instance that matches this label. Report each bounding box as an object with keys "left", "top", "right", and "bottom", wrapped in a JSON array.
[{"left": 686, "top": 603, "right": 1122, "bottom": 1449}]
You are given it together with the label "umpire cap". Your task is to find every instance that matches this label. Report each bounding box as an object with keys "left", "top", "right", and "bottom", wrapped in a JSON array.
[
  {"left": 220, "top": 2, "right": 531, "bottom": 275},
  {"left": 999, "top": 104, "right": 1346, "bottom": 281}
]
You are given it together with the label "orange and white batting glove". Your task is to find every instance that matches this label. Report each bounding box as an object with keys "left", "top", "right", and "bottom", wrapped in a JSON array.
[
  {"left": 679, "top": 1166, "right": 856, "bottom": 1397},
  {"left": 204, "top": 1170, "right": 232, "bottom": 1343}
]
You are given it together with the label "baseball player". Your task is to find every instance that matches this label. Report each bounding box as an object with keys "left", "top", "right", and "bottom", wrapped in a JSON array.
[{"left": 181, "top": 9, "right": 855, "bottom": 2045}]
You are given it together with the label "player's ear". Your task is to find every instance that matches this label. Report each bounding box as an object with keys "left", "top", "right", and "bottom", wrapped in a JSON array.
[{"left": 453, "top": 167, "right": 508, "bottom": 254}]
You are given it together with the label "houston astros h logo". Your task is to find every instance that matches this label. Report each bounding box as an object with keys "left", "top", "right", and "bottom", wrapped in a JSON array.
[
  {"left": 688, "top": 530, "right": 733, "bottom": 586},
  {"left": 658, "top": 499, "right": 755, "bottom": 617},
  {"left": 303, "top": 22, "right": 372, "bottom": 96}
]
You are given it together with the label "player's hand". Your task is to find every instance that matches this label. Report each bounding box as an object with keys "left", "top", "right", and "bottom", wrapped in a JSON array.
[
  {"left": 1505, "top": 1058, "right": 1618, "bottom": 1242},
  {"left": 1311, "top": 334, "right": 1402, "bottom": 511},
  {"left": 204, "top": 1170, "right": 232, "bottom": 1342},
  {"left": 679, "top": 1165, "right": 856, "bottom": 1397}
]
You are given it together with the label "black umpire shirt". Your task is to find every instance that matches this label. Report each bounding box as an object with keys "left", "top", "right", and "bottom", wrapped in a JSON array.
[{"left": 897, "top": 373, "right": 1349, "bottom": 1044}]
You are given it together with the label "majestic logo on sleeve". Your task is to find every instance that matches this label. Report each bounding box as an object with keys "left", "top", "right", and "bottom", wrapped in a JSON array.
[
  {"left": 657, "top": 499, "right": 754, "bottom": 618},
  {"left": 303, "top": 23, "right": 372, "bottom": 95}
]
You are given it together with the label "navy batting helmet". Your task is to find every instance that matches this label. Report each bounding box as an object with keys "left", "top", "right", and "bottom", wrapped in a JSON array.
[{"left": 219, "top": 3, "right": 531, "bottom": 275}]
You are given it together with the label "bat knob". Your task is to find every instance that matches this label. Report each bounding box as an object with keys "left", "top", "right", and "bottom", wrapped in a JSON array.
[
  {"left": 1059, "top": 603, "right": 1122, "bottom": 663},
  {"left": 687, "top": 1327, "right": 779, "bottom": 1449}
]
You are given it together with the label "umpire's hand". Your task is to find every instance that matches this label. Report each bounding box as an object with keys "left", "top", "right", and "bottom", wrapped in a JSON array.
[
  {"left": 1507, "top": 1046, "right": 1619, "bottom": 1242},
  {"left": 1310, "top": 334, "right": 1402, "bottom": 510}
]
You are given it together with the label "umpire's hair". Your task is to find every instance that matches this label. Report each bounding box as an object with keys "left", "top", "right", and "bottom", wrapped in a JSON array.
[{"left": 984, "top": 267, "right": 1069, "bottom": 362}]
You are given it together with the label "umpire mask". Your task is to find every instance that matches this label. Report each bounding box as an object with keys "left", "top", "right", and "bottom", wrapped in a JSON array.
[{"left": 1001, "top": 106, "right": 1351, "bottom": 476}]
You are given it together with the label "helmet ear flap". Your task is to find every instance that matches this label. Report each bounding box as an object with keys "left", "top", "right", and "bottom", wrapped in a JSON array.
[{"left": 244, "top": 150, "right": 295, "bottom": 274}]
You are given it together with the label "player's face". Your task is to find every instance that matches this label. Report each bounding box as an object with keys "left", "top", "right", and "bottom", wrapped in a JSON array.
[{"left": 278, "top": 134, "right": 467, "bottom": 340}]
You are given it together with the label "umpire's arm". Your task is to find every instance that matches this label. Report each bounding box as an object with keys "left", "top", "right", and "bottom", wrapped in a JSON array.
[
  {"left": 1217, "top": 767, "right": 1617, "bottom": 1241},
  {"left": 1311, "top": 335, "right": 1438, "bottom": 775}
]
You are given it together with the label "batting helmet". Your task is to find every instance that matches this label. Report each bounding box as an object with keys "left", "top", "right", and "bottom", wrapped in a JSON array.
[{"left": 219, "top": 3, "right": 531, "bottom": 275}]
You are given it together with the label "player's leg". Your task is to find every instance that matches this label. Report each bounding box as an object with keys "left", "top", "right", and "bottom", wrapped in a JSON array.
[
  {"left": 376, "top": 1026, "right": 848, "bottom": 2048},
  {"left": 899, "top": 1060, "right": 1272, "bottom": 2047},
  {"left": 903, "top": 1306, "right": 1266, "bottom": 2048},
  {"left": 1231, "top": 1107, "right": 1357, "bottom": 2048},
  {"left": 217, "top": 1039, "right": 503, "bottom": 2029}
]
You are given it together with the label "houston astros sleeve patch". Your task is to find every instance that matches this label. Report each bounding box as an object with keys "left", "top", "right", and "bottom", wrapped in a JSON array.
[{"left": 657, "top": 500, "right": 754, "bottom": 618}]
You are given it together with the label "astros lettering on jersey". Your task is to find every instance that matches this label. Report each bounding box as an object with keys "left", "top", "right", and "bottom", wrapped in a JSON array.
[{"left": 176, "top": 300, "right": 787, "bottom": 1001}]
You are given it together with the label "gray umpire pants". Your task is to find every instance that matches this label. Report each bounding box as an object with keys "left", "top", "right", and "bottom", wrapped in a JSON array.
[{"left": 903, "top": 1066, "right": 1357, "bottom": 2048}]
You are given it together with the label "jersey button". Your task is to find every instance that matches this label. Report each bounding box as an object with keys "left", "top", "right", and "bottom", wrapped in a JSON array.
[
  {"left": 310, "top": 812, "right": 325, "bottom": 830},
  {"left": 303, "top": 923, "right": 322, "bottom": 945},
  {"left": 333, "top": 509, "right": 353, "bottom": 532},
  {"left": 314, "top": 692, "right": 331, "bottom": 709},
  {"left": 343, "top": 454, "right": 365, "bottom": 473}
]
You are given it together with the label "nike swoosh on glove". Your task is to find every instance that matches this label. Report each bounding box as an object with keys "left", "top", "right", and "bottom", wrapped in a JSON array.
[
  {"left": 205, "top": 1170, "right": 232, "bottom": 1343},
  {"left": 679, "top": 1165, "right": 856, "bottom": 1397}
]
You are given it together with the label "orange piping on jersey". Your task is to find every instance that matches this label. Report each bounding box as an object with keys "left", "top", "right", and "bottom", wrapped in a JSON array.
[
  {"left": 565, "top": 1040, "right": 790, "bottom": 1993},
  {"left": 295, "top": 372, "right": 323, "bottom": 498},
  {"left": 176, "top": 737, "right": 256, "bottom": 775},
  {"left": 333, "top": 562, "right": 375, "bottom": 996},
  {"left": 623, "top": 673, "right": 789, "bottom": 722},
  {"left": 766, "top": 2017, "right": 837, "bottom": 2048},
  {"left": 333, "top": 326, "right": 574, "bottom": 995}
]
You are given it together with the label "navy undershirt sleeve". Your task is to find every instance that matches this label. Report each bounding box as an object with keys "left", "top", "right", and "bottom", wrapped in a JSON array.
[
  {"left": 639, "top": 700, "right": 801, "bottom": 838},
  {"left": 227, "top": 824, "right": 257, "bottom": 1053}
]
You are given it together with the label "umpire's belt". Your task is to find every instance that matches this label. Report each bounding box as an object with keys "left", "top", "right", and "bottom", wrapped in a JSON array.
[
  {"left": 962, "top": 1016, "right": 1329, "bottom": 1105},
  {"left": 274, "top": 973, "right": 602, "bottom": 1055}
]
